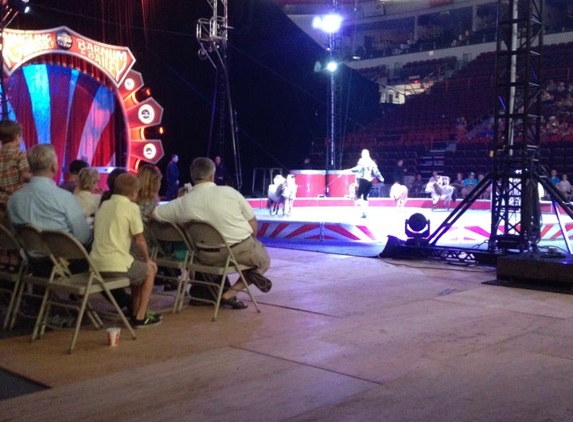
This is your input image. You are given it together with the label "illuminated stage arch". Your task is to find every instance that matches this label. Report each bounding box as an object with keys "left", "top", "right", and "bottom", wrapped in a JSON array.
[{"left": 2, "top": 26, "right": 164, "bottom": 179}]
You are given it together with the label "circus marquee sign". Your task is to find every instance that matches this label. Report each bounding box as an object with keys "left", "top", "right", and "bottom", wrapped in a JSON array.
[
  {"left": 1, "top": 26, "right": 164, "bottom": 174},
  {"left": 3, "top": 26, "right": 136, "bottom": 86}
]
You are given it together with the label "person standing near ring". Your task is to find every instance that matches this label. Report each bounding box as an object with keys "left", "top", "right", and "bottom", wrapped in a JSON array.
[
  {"left": 165, "top": 154, "right": 180, "bottom": 200},
  {"left": 349, "top": 149, "right": 384, "bottom": 218}
]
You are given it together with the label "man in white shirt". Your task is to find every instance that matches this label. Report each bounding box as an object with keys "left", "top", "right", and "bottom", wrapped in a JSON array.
[
  {"left": 153, "top": 157, "right": 271, "bottom": 309},
  {"left": 556, "top": 174, "right": 572, "bottom": 200}
]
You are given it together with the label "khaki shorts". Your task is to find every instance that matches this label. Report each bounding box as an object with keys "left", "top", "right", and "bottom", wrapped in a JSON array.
[{"left": 100, "top": 260, "right": 148, "bottom": 286}]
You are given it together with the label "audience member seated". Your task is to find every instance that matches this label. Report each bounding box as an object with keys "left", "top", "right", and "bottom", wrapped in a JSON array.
[
  {"left": 74, "top": 167, "right": 102, "bottom": 219},
  {"left": 410, "top": 173, "right": 425, "bottom": 198},
  {"left": 451, "top": 172, "right": 464, "bottom": 200},
  {"left": 477, "top": 173, "right": 491, "bottom": 199},
  {"left": 153, "top": 157, "right": 272, "bottom": 310},
  {"left": 7, "top": 144, "right": 92, "bottom": 283},
  {"left": 136, "top": 164, "right": 163, "bottom": 223},
  {"left": 60, "top": 159, "right": 89, "bottom": 193},
  {"left": 556, "top": 174, "right": 572, "bottom": 200},
  {"left": 549, "top": 169, "right": 560, "bottom": 185},
  {"left": 91, "top": 173, "right": 161, "bottom": 328},
  {"left": 8, "top": 144, "right": 92, "bottom": 247},
  {"left": 0, "top": 119, "right": 31, "bottom": 226},
  {"left": 462, "top": 171, "right": 478, "bottom": 198},
  {"left": 0, "top": 119, "right": 31, "bottom": 270},
  {"left": 99, "top": 167, "right": 128, "bottom": 205}
]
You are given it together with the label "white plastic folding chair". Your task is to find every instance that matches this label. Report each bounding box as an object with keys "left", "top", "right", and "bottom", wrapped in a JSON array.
[
  {"left": 145, "top": 220, "right": 192, "bottom": 313},
  {"left": 181, "top": 220, "right": 261, "bottom": 322},
  {"left": 0, "top": 223, "right": 26, "bottom": 330},
  {"left": 36, "top": 230, "right": 136, "bottom": 353}
]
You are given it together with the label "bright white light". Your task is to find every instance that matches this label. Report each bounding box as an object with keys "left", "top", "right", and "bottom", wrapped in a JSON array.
[
  {"left": 326, "top": 61, "right": 338, "bottom": 72},
  {"left": 312, "top": 16, "right": 322, "bottom": 30},
  {"left": 313, "top": 13, "right": 343, "bottom": 34}
]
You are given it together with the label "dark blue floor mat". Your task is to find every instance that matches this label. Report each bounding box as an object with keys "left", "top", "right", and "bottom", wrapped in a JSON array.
[
  {"left": 0, "top": 369, "right": 47, "bottom": 400},
  {"left": 260, "top": 238, "right": 385, "bottom": 258}
]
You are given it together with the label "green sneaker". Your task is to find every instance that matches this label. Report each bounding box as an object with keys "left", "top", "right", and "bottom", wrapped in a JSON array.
[
  {"left": 131, "top": 314, "right": 162, "bottom": 329},
  {"left": 146, "top": 310, "right": 163, "bottom": 320}
]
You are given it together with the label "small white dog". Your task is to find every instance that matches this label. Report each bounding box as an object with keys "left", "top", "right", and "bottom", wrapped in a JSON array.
[{"left": 390, "top": 182, "right": 408, "bottom": 207}]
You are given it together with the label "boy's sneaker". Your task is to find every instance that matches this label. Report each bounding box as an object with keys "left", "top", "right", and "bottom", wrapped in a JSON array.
[
  {"left": 146, "top": 310, "right": 163, "bottom": 320},
  {"left": 131, "top": 314, "right": 162, "bottom": 329}
]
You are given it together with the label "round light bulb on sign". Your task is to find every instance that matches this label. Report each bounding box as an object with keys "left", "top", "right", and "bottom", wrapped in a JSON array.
[
  {"left": 138, "top": 104, "right": 155, "bottom": 125},
  {"left": 143, "top": 143, "right": 157, "bottom": 160},
  {"left": 124, "top": 78, "right": 135, "bottom": 91}
]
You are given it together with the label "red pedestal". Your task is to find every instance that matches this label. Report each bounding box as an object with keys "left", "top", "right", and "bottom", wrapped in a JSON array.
[
  {"left": 327, "top": 171, "right": 356, "bottom": 197},
  {"left": 291, "top": 170, "right": 326, "bottom": 197}
]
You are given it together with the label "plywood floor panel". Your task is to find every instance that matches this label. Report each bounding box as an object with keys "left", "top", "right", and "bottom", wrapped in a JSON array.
[{"left": 1, "top": 247, "right": 573, "bottom": 421}]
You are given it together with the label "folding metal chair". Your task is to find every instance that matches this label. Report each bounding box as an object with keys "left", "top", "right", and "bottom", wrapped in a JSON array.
[
  {"left": 36, "top": 230, "right": 136, "bottom": 353},
  {"left": 181, "top": 220, "right": 261, "bottom": 322},
  {"left": 0, "top": 223, "right": 26, "bottom": 330},
  {"left": 145, "top": 220, "right": 192, "bottom": 313},
  {"left": 7, "top": 225, "right": 56, "bottom": 331}
]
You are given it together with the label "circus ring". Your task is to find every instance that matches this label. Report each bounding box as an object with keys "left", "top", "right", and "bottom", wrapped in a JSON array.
[{"left": 1, "top": 26, "right": 164, "bottom": 183}]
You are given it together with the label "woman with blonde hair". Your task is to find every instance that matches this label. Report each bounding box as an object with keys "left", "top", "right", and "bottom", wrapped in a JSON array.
[
  {"left": 74, "top": 167, "right": 101, "bottom": 218},
  {"left": 349, "top": 149, "right": 384, "bottom": 218},
  {"left": 136, "top": 164, "right": 162, "bottom": 222}
]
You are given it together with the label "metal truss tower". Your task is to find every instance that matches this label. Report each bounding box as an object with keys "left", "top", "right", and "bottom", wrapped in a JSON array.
[
  {"left": 487, "top": 0, "right": 573, "bottom": 253},
  {"left": 197, "top": 0, "right": 243, "bottom": 190},
  {"left": 488, "top": 0, "right": 545, "bottom": 252},
  {"left": 327, "top": 5, "right": 343, "bottom": 171}
]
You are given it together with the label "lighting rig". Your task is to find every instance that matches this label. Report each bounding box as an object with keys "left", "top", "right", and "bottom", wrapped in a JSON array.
[{"left": 196, "top": 0, "right": 243, "bottom": 190}]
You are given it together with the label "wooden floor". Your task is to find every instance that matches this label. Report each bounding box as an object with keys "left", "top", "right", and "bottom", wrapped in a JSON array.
[{"left": 1, "top": 247, "right": 573, "bottom": 421}]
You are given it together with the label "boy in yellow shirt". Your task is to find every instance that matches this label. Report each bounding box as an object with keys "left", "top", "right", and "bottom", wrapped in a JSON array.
[{"left": 90, "top": 173, "right": 161, "bottom": 328}]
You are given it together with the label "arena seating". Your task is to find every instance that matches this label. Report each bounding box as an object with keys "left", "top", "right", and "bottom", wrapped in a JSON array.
[{"left": 342, "top": 42, "right": 573, "bottom": 184}]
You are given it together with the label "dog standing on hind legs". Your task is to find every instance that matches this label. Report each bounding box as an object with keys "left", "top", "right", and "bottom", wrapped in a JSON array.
[{"left": 425, "top": 176, "right": 455, "bottom": 210}]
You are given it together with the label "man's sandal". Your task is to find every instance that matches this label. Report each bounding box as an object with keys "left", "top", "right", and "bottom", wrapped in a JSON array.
[{"left": 220, "top": 297, "right": 248, "bottom": 309}]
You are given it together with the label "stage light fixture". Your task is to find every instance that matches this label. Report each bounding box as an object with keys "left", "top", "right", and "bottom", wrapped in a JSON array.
[
  {"left": 326, "top": 61, "right": 338, "bottom": 72},
  {"left": 405, "top": 213, "right": 430, "bottom": 241},
  {"left": 141, "top": 125, "right": 164, "bottom": 140},
  {"left": 134, "top": 86, "right": 152, "bottom": 103},
  {"left": 8, "top": 0, "right": 30, "bottom": 13},
  {"left": 312, "top": 13, "right": 343, "bottom": 34}
]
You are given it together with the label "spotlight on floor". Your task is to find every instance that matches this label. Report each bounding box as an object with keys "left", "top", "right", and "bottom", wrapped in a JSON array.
[
  {"left": 378, "top": 214, "right": 431, "bottom": 259},
  {"left": 405, "top": 212, "right": 430, "bottom": 245}
]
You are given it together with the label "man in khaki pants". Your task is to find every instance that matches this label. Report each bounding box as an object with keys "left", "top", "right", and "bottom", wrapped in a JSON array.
[{"left": 153, "top": 157, "right": 271, "bottom": 309}]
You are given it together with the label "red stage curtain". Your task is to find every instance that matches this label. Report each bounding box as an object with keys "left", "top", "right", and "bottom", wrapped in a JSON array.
[{"left": 7, "top": 64, "right": 120, "bottom": 182}]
